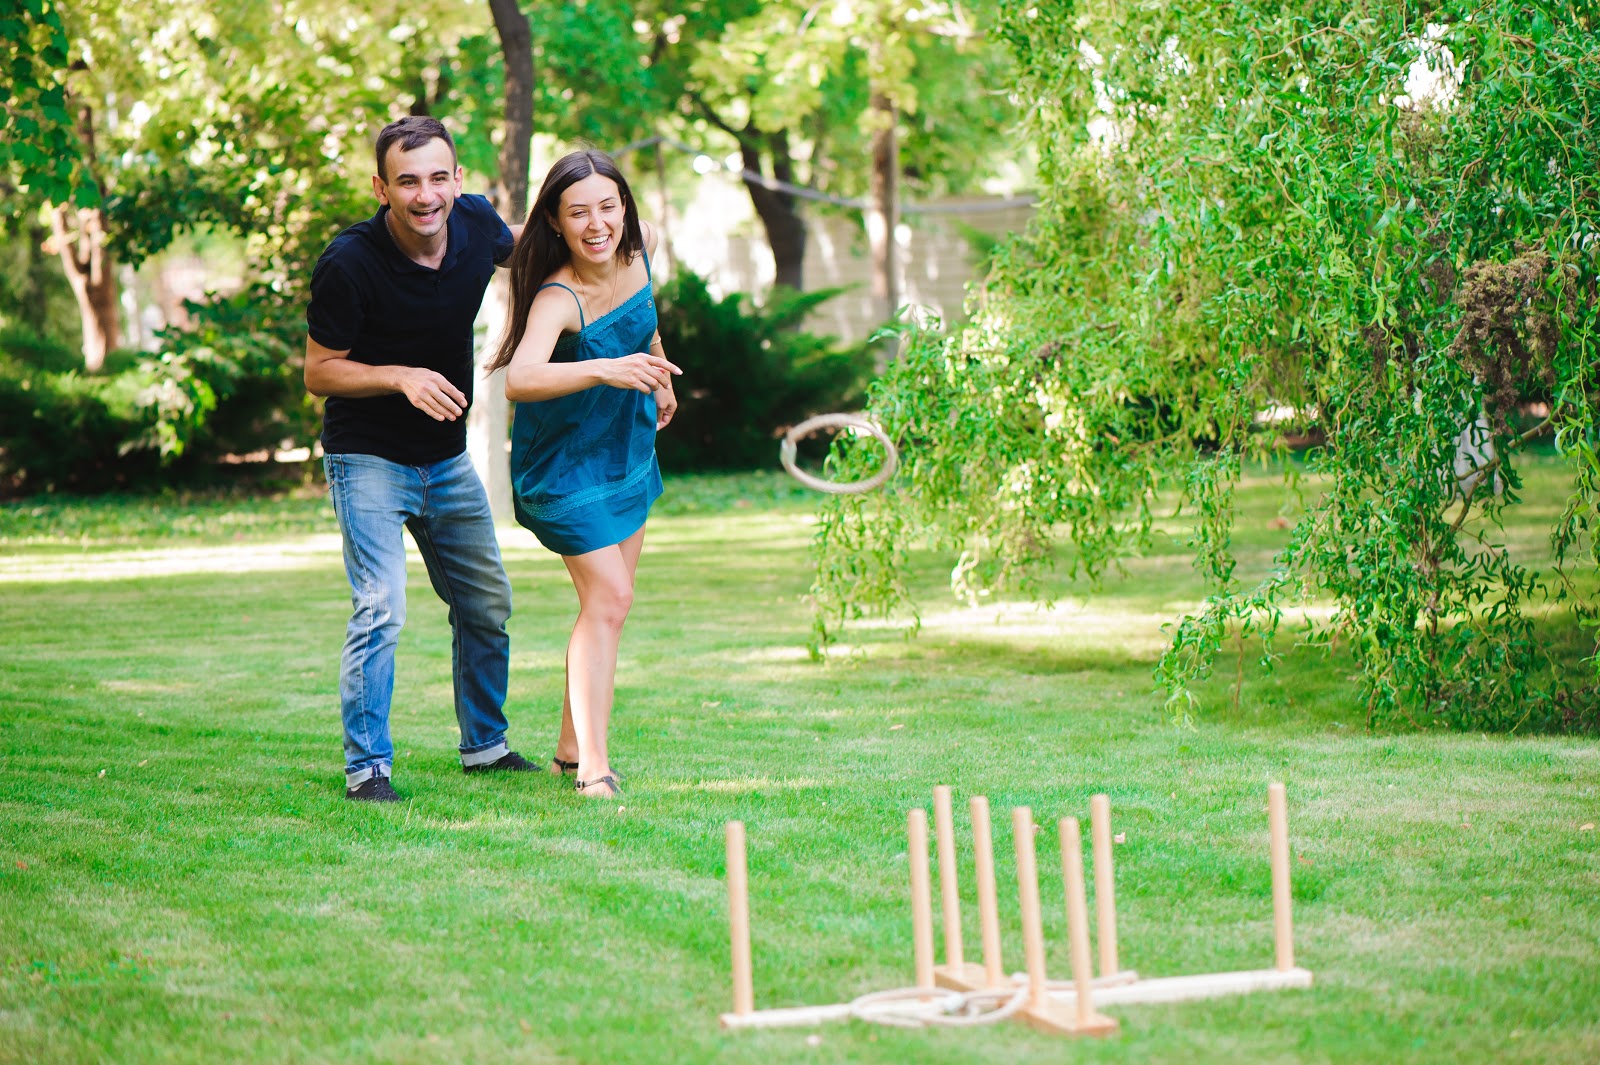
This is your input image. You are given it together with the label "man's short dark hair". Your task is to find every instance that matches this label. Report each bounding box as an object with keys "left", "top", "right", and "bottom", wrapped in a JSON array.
[{"left": 375, "top": 116, "right": 457, "bottom": 181}]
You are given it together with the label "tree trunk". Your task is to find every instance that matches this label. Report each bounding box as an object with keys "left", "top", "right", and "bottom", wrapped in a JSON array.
[
  {"left": 48, "top": 98, "right": 118, "bottom": 372},
  {"left": 49, "top": 202, "right": 119, "bottom": 373},
  {"left": 866, "top": 89, "right": 900, "bottom": 328},
  {"left": 471, "top": 0, "right": 535, "bottom": 523},
  {"left": 741, "top": 132, "right": 807, "bottom": 293},
  {"left": 489, "top": 0, "right": 533, "bottom": 221},
  {"left": 865, "top": 89, "right": 900, "bottom": 371}
]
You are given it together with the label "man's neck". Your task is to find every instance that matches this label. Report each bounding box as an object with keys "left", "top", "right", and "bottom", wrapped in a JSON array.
[{"left": 385, "top": 208, "right": 447, "bottom": 267}]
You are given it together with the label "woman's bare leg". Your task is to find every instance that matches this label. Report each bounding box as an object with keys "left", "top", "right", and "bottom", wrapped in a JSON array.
[
  {"left": 556, "top": 527, "right": 646, "bottom": 796},
  {"left": 553, "top": 528, "right": 645, "bottom": 774}
]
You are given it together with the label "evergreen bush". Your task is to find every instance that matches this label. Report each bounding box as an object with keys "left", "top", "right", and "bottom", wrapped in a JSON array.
[{"left": 654, "top": 269, "right": 874, "bottom": 472}]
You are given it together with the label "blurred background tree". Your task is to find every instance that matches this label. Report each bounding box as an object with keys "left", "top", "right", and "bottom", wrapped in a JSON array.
[{"left": 0, "top": 0, "right": 1024, "bottom": 496}]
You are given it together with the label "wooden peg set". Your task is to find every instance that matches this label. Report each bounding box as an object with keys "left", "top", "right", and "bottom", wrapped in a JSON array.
[{"left": 719, "top": 782, "right": 1313, "bottom": 1034}]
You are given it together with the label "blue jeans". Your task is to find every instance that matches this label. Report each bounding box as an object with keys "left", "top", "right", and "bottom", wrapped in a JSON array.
[{"left": 325, "top": 451, "right": 513, "bottom": 785}]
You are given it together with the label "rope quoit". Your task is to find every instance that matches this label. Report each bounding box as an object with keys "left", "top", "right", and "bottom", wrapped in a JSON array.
[
  {"left": 779, "top": 413, "right": 899, "bottom": 494},
  {"left": 847, "top": 983, "right": 1030, "bottom": 1028}
]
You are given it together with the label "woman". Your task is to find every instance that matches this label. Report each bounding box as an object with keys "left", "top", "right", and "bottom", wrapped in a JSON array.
[{"left": 489, "top": 150, "right": 680, "bottom": 800}]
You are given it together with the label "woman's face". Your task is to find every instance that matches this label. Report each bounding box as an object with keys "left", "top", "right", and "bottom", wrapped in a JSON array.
[{"left": 552, "top": 172, "right": 625, "bottom": 267}]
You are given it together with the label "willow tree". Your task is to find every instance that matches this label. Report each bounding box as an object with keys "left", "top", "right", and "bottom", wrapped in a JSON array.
[{"left": 811, "top": 1, "right": 1600, "bottom": 732}]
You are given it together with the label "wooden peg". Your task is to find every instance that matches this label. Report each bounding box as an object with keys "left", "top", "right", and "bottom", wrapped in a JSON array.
[
  {"left": 1012, "top": 806, "right": 1050, "bottom": 1012},
  {"left": 1089, "top": 794, "right": 1120, "bottom": 978},
  {"left": 970, "top": 796, "right": 1006, "bottom": 988},
  {"left": 1268, "top": 782, "right": 1294, "bottom": 972},
  {"left": 909, "top": 807, "right": 936, "bottom": 988},
  {"left": 932, "top": 787, "right": 987, "bottom": 990},
  {"left": 1060, "top": 817, "right": 1118, "bottom": 1035},
  {"left": 726, "top": 821, "right": 754, "bottom": 1017}
]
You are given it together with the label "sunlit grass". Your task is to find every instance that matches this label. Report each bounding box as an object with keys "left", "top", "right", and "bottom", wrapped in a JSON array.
[{"left": 1, "top": 463, "right": 1597, "bottom": 1065}]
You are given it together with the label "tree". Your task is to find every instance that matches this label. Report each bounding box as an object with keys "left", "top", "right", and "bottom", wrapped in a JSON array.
[
  {"left": 810, "top": 0, "right": 1600, "bottom": 733},
  {"left": 467, "top": 0, "right": 535, "bottom": 521},
  {"left": 3, "top": 0, "right": 114, "bottom": 368},
  {"left": 638, "top": 0, "right": 1017, "bottom": 295},
  {"left": 1, "top": 0, "right": 96, "bottom": 209}
]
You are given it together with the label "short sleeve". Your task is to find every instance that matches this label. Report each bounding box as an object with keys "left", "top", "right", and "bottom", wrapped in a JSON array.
[
  {"left": 459, "top": 194, "right": 515, "bottom": 264},
  {"left": 493, "top": 215, "right": 515, "bottom": 265},
  {"left": 306, "top": 254, "right": 362, "bottom": 351}
]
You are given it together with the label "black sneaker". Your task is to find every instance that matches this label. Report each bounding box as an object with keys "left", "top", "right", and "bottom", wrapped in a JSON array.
[
  {"left": 463, "top": 750, "right": 538, "bottom": 774},
  {"left": 345, "top": 775, "right": 401, "bottom": 803}
]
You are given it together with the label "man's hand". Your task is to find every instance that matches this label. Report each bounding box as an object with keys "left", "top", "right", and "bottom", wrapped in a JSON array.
[
  {"left": 397, "top": 366, "right": 468, "bottom": 422},
  {"left": 305, "top": 336, "right": 468, "bottom": 420}
]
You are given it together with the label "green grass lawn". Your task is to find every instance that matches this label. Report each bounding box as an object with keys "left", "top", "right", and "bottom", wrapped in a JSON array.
[{"left": 1, "top": 465, "right": 1597, "bottom": 1064}]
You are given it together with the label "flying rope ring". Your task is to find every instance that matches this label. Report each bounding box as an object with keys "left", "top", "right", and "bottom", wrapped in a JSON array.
[{"left": 779, "top": 413, "right": 899, "bottom": 494}]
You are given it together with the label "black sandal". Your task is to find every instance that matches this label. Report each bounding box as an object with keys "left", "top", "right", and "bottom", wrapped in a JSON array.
[
  {"left": 555, "top": 757, "right": 624, "bottom": 783},
  {"left": 574, "top": 774, "right": 621, "bottom": 798}
]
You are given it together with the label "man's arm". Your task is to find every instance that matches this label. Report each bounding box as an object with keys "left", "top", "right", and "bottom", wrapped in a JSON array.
[
  {"left": 304, "top": 336, "right": 467, "bottom": 423},
  {"left": 494, "top": 222, "right": 524, "bottom": 269}
]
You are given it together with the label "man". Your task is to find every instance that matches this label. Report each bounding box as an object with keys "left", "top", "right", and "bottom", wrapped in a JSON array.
[{"left": 305, "top": 116, "right": 532, "bottom": 802}]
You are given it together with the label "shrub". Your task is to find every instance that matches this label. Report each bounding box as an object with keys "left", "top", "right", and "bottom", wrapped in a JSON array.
[
  {"left": 0, "top": 287, "right": 315, "bottom": 498},
  {"left": 129, "top": 286, "right": 315, "bottom": 461},
  {"left": 0, "top": 364, "right": 162, "bottom": 496},
  {"left": 0, "top": 324, "right": 79, "bottom": 375},
  {"left": 654, "top": 269, "right": 874, "bottom": 472}
]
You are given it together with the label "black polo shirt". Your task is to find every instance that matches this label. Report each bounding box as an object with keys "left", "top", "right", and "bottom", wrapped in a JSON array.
[{"left": 306, "top": 193, "right": 514, "bottom": 465}]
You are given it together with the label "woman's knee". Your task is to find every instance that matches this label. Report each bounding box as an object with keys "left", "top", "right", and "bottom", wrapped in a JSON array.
[{"left": 579, "top": 580, "right": 633, "bottom": 629}]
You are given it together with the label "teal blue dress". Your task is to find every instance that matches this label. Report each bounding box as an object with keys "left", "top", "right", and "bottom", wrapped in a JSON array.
[{"left": 510, "top": 257, "right": 663, "bottom": 556}]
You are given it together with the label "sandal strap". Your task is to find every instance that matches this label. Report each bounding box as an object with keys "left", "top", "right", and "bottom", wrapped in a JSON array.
[
  {"left": 552, "top": 757, "right": 579, "bottom": 773},
  {"left": 575, "top": 774, "right": 620, "bottom": 792}
]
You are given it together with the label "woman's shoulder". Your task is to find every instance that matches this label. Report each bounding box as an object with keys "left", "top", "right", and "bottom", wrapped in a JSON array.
[
  {"left": 530, "top": 271, "right": 584, "bottom": 330},
  {"left": 539, "top": 263, "right": 579, "bottom": 291}
]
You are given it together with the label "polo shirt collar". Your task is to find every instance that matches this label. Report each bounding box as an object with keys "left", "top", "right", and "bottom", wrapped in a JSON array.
[{"left": 374, "top": 204, "right": 466, "bottom": 274}]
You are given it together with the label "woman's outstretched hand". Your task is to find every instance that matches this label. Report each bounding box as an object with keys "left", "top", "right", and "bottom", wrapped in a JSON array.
[{"left": 604, "top": 353, "right": 681, "bottom": 393}]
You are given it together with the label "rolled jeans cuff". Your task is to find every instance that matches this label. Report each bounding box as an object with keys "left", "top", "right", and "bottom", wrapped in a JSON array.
[
  {"left": 346, "top": 762, "right": 391, "bottom": 788},
  {"left": 460, "top": 741, "right": 508, "bottom": 767}
]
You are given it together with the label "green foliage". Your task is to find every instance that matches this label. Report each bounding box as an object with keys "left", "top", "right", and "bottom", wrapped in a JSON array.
[
  {"left": 0, "top": 0, "right": 98, "bottom": 208},
  {"left": 811, "top": 1, "right": 1600, "bottom": 732},
  {"left": 638, "top": 0, "right": 1021, "bottom": 199},
  {"left": 0, "top": 324, "right": 78, "bottom": 375},
  {"left": 0, "top": 288, "right": 313, "bottom": 497},
  {"left": 125, "top": 287, "right": 314, "bottom": 461},
  {"left": 654, "top": 269, "right": 873, "bottom": 471},
  {"left": 0, "top": 361, "right": 156, "bottom": 496},
  {"left": 0, "top": 211, "right": 81, "bottom": 346}
]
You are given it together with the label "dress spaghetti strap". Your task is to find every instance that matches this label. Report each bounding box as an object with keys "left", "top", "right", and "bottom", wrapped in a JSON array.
[{"left": 537, "top": 281, "right": 585, "bottom": 329}]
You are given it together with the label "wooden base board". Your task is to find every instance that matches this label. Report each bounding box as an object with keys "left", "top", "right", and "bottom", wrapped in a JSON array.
[
  {"left": 933, "top": 962, "right": 994, "bottom": 992},
  {"left": 720, "top": 968, "right": 1313, "bottom": 1030},
  {"left": 1049, "top": 967, "right": 1314, "bottom": 1008},
  {"left": 1019, "top": 998, "right": 1119, "bottom": 1037}
]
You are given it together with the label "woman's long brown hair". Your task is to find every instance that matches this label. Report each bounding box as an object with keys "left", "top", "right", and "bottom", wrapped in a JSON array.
[{"left": 487, "top": 149, "right": 645, "bottom": 375}]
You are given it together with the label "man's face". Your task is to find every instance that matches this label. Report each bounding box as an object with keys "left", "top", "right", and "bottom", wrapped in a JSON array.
[{"left": 373, "top": 137, "right": 462, "bottom": 242}]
